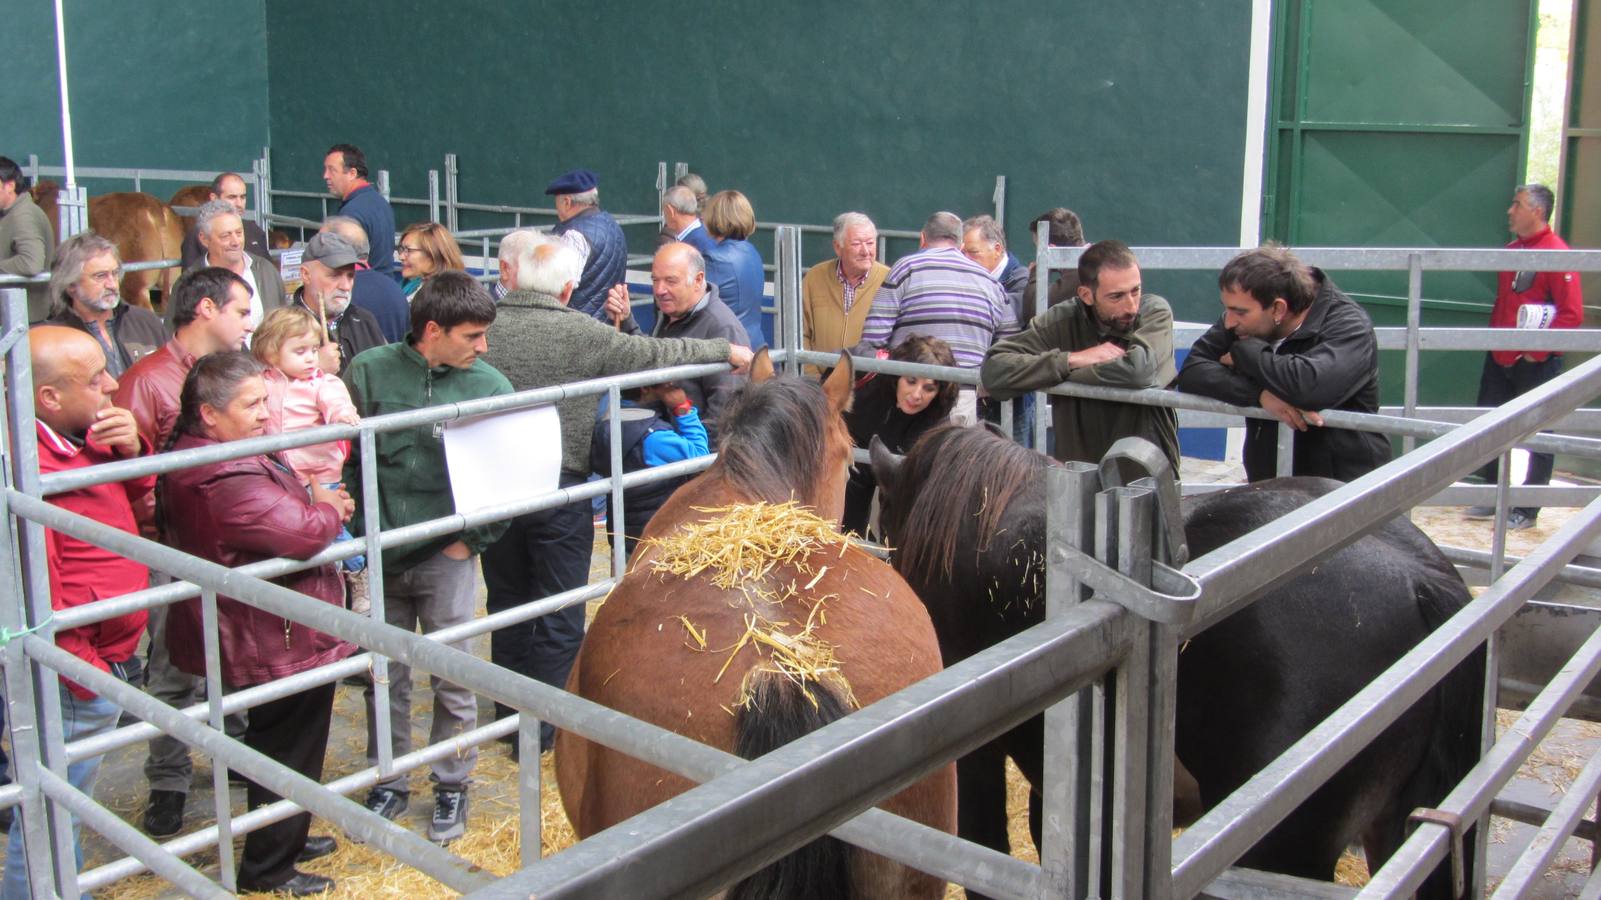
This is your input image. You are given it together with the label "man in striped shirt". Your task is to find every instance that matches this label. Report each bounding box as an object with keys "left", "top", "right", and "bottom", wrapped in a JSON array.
[{"left": 860, "top": 211, "right": 1018, "bottom": 424}]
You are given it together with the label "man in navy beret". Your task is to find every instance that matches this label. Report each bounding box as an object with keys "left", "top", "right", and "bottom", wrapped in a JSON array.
[{"left": 547, "top": 169, "right": 629, "bottom": 323}]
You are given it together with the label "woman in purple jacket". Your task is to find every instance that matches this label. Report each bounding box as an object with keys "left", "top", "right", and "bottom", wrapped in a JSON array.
[{"left": 159, "top": 352, "right": 355, "bottom": 895}]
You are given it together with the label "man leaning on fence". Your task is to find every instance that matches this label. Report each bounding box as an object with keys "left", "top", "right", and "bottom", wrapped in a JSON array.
[
  {"left": 43, "top": 232, "right": 167, "bottom": 376},
  {"left": 1, "top": 327, "right": 153, "bottom": 898},
  {"left": 0, "top": 156, "right": 55, "bottom": 323},
  {"left": 480, "top": 230, "right": 752, "bottom": 752},
  {"left": 1177, "top": 244, "right": 1389, "bottom": 482},
  {"left": 345, "top": 272, "right": 513, "bottom": 843},
  {"left": 982, "top": 239, "right": 1179, "bottom": 475},
  {"left": 1463, "top": 183, "right": 1585, "bottom": 531}
]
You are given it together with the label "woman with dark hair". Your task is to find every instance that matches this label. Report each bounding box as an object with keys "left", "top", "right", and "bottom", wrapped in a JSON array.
[
  {"left": 702, "top": 190, "right": 767, "bottom": 349},
  {"left": 396, "top": 222, "right": 465, "bottom": 304},
  {"left": 841, "top": 334, "right": 959, "bottom": 537},
  {"left": 158, "top": 352, "right": 355, "bottom": 895}
]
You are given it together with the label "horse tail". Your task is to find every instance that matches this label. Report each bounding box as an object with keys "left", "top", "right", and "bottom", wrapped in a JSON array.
[
  {"left": 727, "top": 669, "right": 854, "bottom": 900},
  {"left": 1412, "top": 567, "right": 1485, "bottom": 899}
]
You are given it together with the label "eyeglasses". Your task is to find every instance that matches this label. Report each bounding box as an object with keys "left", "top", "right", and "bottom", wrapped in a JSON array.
[
  {"left": 85, "top": 268, "right": 122, "bottom": 283},
  {"left": 396, "top": 245, "right": 423, "bottom": 257}
]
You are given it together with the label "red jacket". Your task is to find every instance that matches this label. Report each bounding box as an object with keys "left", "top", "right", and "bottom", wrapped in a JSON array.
[
  {"left": 159, "top": 432, "right": 355, "bottom": 687},
  {"left": 1492, "top": 226, "right": 1584, "bottom": 365},
  {"left": 37, "top": 421, "right": 153, "bottom": 699}
]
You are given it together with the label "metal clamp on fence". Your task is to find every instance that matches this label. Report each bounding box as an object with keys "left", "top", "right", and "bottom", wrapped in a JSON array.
[
  {"left": 1048, "top": 541, "right": 1200, "bottom": 625},
  {"left": 1407, "top": 807, "right": 1467, "bottom": 899},
  {"left": 1096, "top": 437, "right": 1189, "bottom": 566}
]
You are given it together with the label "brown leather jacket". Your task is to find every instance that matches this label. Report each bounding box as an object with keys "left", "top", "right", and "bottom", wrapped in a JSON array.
[
  {"left": 159, "top": 432, "right": 354, "bottom": 687},
  {"left": 112, "top": 337, "right": 196, "bottom": 535}
]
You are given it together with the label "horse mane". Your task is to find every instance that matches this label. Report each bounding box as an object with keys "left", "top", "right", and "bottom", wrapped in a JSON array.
[
  {"left": 712, "top": 375, "right": 848, "bottom": 508},
  {"left": 885, "top": 423, "right": 1052, "bottom": 585}
]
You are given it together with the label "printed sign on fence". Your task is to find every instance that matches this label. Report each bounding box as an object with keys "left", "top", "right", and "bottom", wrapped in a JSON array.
[{"left": 443, "top": 404, "right": 562, "bottom": 515}]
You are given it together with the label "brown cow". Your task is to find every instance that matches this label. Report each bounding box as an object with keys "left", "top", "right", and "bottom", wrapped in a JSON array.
[
  {"left": 33, "top": 181, "right": 184, "bottom": 311},
  {"left": 168, "top": 184, "right": 211, "bottom": 238}
]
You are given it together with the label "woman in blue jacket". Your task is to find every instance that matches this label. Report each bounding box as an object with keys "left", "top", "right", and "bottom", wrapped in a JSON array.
[{"left": 701, "top": 190, "right": 767, "bottom": 349}]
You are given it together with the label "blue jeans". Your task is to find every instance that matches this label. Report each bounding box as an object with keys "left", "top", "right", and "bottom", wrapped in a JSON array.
[{"left": 1, "top": 682, "right": 123, "bottom": 899}]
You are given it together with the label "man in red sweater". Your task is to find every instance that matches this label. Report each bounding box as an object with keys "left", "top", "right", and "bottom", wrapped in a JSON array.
[
  {"left": 1467, "top": 183, "right": 1585, "bottom": 530},
  {"left": 1, "top": 326, "right": 153, "bottom": 895}
]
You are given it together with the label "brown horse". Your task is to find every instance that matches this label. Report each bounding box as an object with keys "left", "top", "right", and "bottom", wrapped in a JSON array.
[
  {"left": 32, "top": 181, "right": 184, "bottom": 310},
  {"left": 556, "top": 351, "right": 956, "bottom": 898}
]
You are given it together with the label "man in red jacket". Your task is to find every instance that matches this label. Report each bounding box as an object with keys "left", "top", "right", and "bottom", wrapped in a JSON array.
[
  {"left": 1, "top": 326, "right": 153, "bottom": 895},
  {"left": 1467, "top": 184, "right": 1585, "bottom": 530}
]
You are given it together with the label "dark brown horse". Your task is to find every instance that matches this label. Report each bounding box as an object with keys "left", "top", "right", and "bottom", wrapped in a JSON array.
[
  {"left": 556, "top": 351, "right": 956, "bottom": 899},
  {"left": 873, "top": 424, "right": 1482, "bottom": 899}
]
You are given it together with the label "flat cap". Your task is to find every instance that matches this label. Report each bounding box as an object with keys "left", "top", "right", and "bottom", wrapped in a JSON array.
[
  {"left": 302, "top": 231, "right": 360, "bottom": 268},
  {"left": 544, "top": 168, "right": 599, "bottom": 196}
]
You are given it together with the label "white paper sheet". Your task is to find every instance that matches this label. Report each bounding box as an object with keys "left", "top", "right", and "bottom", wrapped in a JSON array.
[{"left": 442, "top": 404, "right": 562, "bottom": 515}]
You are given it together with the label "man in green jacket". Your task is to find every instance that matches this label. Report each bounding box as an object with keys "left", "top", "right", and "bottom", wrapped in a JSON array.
[
  {"left": 0, "top": 157, "right": 56, "bottom": 322},
  {"left": 343, "top": 271, "right": 512, "bottom": 843},
  {"left": 982, "top": 239, "right": 1179, "bottom": 476},
  {"left": 479, "top": 230, "right": 751, "bottom": 750}
]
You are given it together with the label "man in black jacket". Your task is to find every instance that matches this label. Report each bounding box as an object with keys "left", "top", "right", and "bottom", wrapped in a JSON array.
[
  {"left": 291, "top": 232, "right": 384, "bottom": 376},
  {"left": 1177, "top": 244, "right": 1390, "bottom": 482}
]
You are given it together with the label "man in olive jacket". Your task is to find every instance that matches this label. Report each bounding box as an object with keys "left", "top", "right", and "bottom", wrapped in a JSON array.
[
  {"left": 0, "top": 157, "right": 56, "bottom": 322},
  {"left": 982, "top": 240, "right": 1179, "bottom": 475},
  {"left": 480, "top": 230, "right": 752, "bottom": 750}
]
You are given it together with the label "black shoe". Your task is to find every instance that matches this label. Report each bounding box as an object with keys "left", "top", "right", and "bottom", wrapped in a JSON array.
[
  {"left": 1507, "top": 509, "right": 1538, "bottom": 531},
  {"left": 297, "top": 835, "right": 337, "bottom": 862},
  {"left": 143, "top": 789, "right": 185, "bottom": 837},
  {"left": 237, "top": 870, "right": 335, "bottom": 896},
  {"left": 0, "top": 803, "right": 12, "bottom": 834}
]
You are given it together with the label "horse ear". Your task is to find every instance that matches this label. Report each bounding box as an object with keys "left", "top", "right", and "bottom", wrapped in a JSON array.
[
  {"left": 821, "top": 351, "right": 853, "bottom": 413},
  {"left": 750, "top": 347, "right": 775, "bottom": 383},
  {"left": 869, "top": 435, "right": 903, "bottom": 495}
]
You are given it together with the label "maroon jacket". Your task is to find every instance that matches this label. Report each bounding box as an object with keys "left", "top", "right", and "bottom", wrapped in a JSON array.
[
  {"left": 160, "top": 432, "right": 355, "bottom": 687},
  {"left": 112, "top": 337, "right": 196, "bottom": 535}
]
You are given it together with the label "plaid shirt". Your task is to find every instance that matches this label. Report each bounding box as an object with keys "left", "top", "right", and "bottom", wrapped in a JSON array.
[{"left": 837, "top": 261, "right": 869, "bottom": 314}]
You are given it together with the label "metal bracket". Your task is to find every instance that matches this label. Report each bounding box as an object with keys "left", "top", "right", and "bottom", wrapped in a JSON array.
[
  {"left": 1407, "top": 807, "right": 1466, "bottom": 898},
  {"left": 1050, "top": 542, "right": 1201, "bottom": 625},
  {"left": 1097, "top": 437, "right": 1189, "bottom": 566}
]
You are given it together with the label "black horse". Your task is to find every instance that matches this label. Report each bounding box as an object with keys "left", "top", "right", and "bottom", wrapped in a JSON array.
[{"left": 871, "top": 424, "right": 1482, "bottom": 898}]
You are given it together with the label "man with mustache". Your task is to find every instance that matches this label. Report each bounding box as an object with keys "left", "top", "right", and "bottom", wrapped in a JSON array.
[
  {"left": 1177, "top": 243, "right": 1388, "bottom": 482},
  {"left": 983, "top": 239, "right": 1179, "bottom": 475},
  {"left": 290, "top": 232, "right": 384, "bottom": 377},
  {"left": 43, "top": 231, "right": 167, "bottom": 376}
]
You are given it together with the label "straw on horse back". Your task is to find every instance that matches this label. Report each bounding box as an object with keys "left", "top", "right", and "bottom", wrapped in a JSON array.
[{"left": 644, "top": 501, "right": 861, "bottom": 712}]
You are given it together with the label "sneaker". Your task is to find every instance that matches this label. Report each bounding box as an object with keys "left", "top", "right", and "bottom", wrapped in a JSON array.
[
  {"left": 347, "top": 569, "right": 371, "bottom": 616},
  {"left": 143, "top": 789, "right": 185, "bottom": 837},
  {"left": 363, "top": 787, "right": 408, "bottom": 821},
  {"left": 1463, "top": 505, "right": 1497, "bottom": 519},
  {"left": 427, "top": 787, "right": 468, "bottom": 843},
  {"left": 1506, "top": 509, "right": 1538, "bottom": 531}
]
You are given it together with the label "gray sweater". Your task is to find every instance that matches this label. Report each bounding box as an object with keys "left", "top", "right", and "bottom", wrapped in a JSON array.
[{"left": 482, "top": 288, "right": 732, "bottom": 475}]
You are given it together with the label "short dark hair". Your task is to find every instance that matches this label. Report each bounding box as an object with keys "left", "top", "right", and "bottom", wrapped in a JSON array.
[
  {"left": 1077, "top": 240, "right": 1138, "bottom": 291},
  {"left": 1218, "top": 243, "right": 1316, "bottom": 314},
  {"left": 0, "top": 157, "right": 30, "bottom": 193},
  {"left": 326, "top": 143, "right": 369, "bottom": 180},
  {"left": 1517, "top": 183, "right": 1555, "bottom": 222},
  {"left": 169, "top": 266, "right": 250, "bottom": 328},
  {"left": 1031, "top": 208, "right": 1084, "bottom": 247},
  {"left": 411, "top": 270, "right": 496, "bottom": 336}
]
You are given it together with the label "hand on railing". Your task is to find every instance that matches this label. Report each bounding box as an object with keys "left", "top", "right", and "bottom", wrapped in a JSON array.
[{"left": 1259, "top": 390, "right": 1322, "bottom": 431}]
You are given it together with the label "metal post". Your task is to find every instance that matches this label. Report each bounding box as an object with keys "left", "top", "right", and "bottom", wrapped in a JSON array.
[
  {"left": 518, "top": 711, "right": 542, "bottom": 867},
  {"left": 132, "top": 170, "right": 142, "bottom": 194},
  {"left": 993, "top": 175, "right": 1007, "bottom": 230},
  {"left": 257, "top": 147, "right": 273, "bottom": 223},
  {"left": 1129, "top": 477, "right": 1177, "bottom": 899},
  {"left": 359, "top": 430, "right": 394, "bottom": 777},
  {"left": 377, "top": 169, "right": 391, "bottom": 200},
  {"left": 1403, "top": 252, "right": 1423, "bottom": 458},
  {"left": 1042, "top": 462, "right": 1101, "bottom": 898},
  {"left": 428, "top": 169, "right": 441, "bottom": 224},
  {"left": 608, "top": 386, "right": 626, "bottom": 581},
  {"left": 656, "top": 161, "right": 668, "bottom": 228},
  {"left": 1275, "top": 421, "right": 1294, "bottom": 477},
  {"left": 444, "top": 154, "right": 459, "bottom": 233},
  {"left": 200, "top": 588, "right": 237, "bottom": 891},
  {"left": 673, "top": 161, "right": 689, "bottom": 182},
  {"left": 1103, "top": 487, "right": 1152, "bottom": 899},
  {"left": 52, "top": 0, "right": 78, "bottom": 193},
  {"left": 786, "top": 226, "right": 804, "bottom": 371}
]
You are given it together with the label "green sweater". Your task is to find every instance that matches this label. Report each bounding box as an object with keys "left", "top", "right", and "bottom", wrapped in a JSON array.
[
  {"left": 981, "top": 294, "right": 1180, "bottom": 473},
  {"left": 481, "top": 288, "right": 732, "bottom": 475},
  {"left": 343, "top": 341, "right": 515, "bottom": 573}
]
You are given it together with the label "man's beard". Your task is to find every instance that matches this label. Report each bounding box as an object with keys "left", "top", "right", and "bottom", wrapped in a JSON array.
[{"left": 76, "top": 288, "right": 119, "bottom": 313}]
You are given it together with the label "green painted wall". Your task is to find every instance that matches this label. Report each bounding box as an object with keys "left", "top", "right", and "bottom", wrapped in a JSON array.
[
  {"left": 263, "top": 0, "right": 1253, "bottom": 322},
  {"left": 3, "top": 1, "right": 270, "bottom": 194}
]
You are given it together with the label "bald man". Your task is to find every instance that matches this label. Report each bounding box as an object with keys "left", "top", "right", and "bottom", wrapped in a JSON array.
[
  {"left": 322, "top": 216, "right": 408, "bottom": 343},
  {"left": 2, "top": 328, "right": 152, "bottom": 895}
]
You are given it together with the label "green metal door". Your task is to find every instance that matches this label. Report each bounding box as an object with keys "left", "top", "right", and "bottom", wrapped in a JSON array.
[
  {"left": 1263, "top": 0, "right": 1539, "bottom": 405},
  {"left": 1563, "top": 0, "right": 1601, "bottom": 309}
]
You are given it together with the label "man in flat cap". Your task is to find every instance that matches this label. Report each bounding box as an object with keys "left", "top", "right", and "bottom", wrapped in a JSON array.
[
  {"left": 292, "top": 231, "right": 385, "bottom": 375},
  {"left": 547, "top": 169, "right": 628, "bottom": 322}
]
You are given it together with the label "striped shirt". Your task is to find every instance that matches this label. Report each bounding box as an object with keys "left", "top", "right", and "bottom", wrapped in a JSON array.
[{"left": 859, "top": 246, "right": 1018, "bottom": 368}]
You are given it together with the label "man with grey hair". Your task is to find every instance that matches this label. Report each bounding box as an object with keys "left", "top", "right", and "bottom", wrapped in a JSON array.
[
  {"left": 43, "top": 231, "right": 167, "bottom": 376},
  {"left": 1465, "top": 183, "right": 1585, "bottom": 529},
  {"left": 183, "top": 199, "right": 286, "bottom": 330},
  {"left": 322, "top": 216, "right": 407, "bottom": 343},
  {"left": 546, "top": 168, "right": 628, "bottom": 321},
  {"left": 480, "top": 231, "right": 751, "bottom": 749},
  {"left": 861, "top": 211, "right": 1018, "bottom": 424},
  {"left": 801, "top": 211, "right": 888, "bottom": 362},
  {"left": 292, "top": 231, "right": 385, "bottom": 375},
  {"left": 660, "top": 185, "right": 717, "bottom": 255},
  {"left": 962, "top": 215, "right": 1029, "bottom": 320},
  {"left": 179, "top": 172, "right": 269, "bottom": 268}
]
